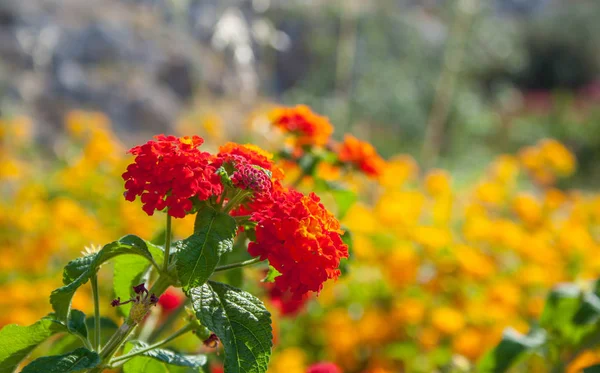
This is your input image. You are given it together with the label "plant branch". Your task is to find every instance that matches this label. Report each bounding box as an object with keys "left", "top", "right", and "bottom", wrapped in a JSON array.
[
  {"left": 214, "top": 257, "right": 262, "bottom": 272},
  {"left": 90, "top": 271, "right": 101, "bottom": 351},
  {"left": 162, "top": 214, "right": 172, "bottom": 273},
  {"left": 109, "top": 323, "right": 195, "bottom": 367}
]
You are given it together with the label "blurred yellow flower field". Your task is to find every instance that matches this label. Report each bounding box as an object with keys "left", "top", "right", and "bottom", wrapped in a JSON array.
[{"left": 1, "top": 109, "right": 600, "bottom": 372}]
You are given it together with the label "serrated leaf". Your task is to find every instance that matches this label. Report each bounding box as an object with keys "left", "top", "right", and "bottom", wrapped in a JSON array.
[
  {"left": 114, "top": 255, "right": 152, "bottom": 316},
  {"left": 176, "top": 208, "right": 237, "bottom": 291},
  {"left": 124, "top": 341, "right": 207, "bottom": 368},
  {"left": 477, "top": 328, "right": 546, "bottom": 373},
  {"left": 189, "top": 281, "right": 272, "bottom": 373},
  {"left": 123, "top": 342, "right": 194, "bottom": 373},
  {"left": 63, "top": 255, "right": 96, "bottom": 285},
  {"left": 51, "top": 235, "right": 156, "bottom": 322},
  {"left": 0, "top": 318, "right": 66, "bottom": 373},
  {"left": 21, "top": 347, "right": 100, "bottom": 373},
  {"left": 67, "top": 309, "right": 88, "bottom": 340}
]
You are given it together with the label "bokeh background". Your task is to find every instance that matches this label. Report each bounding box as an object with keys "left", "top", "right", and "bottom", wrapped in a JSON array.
[{"left": 1, "top": 0, "right": 600, "bottom": 372}]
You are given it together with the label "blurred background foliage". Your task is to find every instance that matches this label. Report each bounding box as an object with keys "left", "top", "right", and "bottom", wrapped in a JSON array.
[{"left": 0, "top": 0, "right": 599, "bottom": 180}]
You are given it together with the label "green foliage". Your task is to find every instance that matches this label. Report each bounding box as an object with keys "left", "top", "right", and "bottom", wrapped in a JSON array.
[
  {"left": 189, "top": 281, "right": 272, "bottom": 373},
  {"left": 262, "top": 265, "right": 281, "bottom": 283},
  {"left": 331, "top": 189, "right": 357, "bottom": 220},
  {"left": 584, "top": 364, "right": 600, "bottom": 373},
  {"left": 47, "top": 317, "right": 119, "bottom": 357},
  {"left": 50, "top": 235, "right": 157, "bottom": 322},
  {"left": 477, "top": 328, "right": 546, "bottom": 373},
  {"left": 20, "top": 348, "right": 100, "bottom": 373},
  {"left": 540, "top": 284, "right": 599, "bottom": 345},
  {"left": 0, "top": 318, "right": 66, "bottom": 373},
  {"left": 114, "top": 255, "right": 152, "bottom": 316},
  {"left": 67, "top": 309, "right": 88, "bottom": 341},
  {"left": 480, "top": 279, "right": 600, "bottom": 372},
  {"left": 176, "top": 207, "right": 237, "bottom": 291},
  {"left": 124, "top": 341, "right": 207, "bottom": 368},
  {"left": 122, "top": 343, "right": 199, "bottom": 373}
]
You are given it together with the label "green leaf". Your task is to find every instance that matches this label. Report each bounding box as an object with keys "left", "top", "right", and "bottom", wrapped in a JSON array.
[
  {"left": 538, "top": 283, "right": 598, "bottom": 345},
  {"left": 477, "top": 328, "right": 546, "bottom": 373},
  {"left": 574, "top": 292, "right": 600, "bottom": 325},
  {"left": 67, "top": 309, "right": 88, "bottom": 341},
  {"left": 124, "top": 341, "right": 207, "bottom": 368},
  {"left": 339, "top": 228, "right": 353, "bottom": 275},
  {"left": 331, "top": 189, "right": 357, "bottom": 219},
  {"left": 261, "top": 266, "right": 281, "bottom": 283},
  {"left": 114, "top": 255, "right": 152, "bottom": 316},
  {"left": 20, "top": 347, "right": 100, "bottom": 373},
  {"left": 189, "top": 281, "right": 272, "bottom": 373},
  {"left": 85, "top": 317, "right": 118, "bottom": 349},
  {"left": 177, "top": 208, "right": 237, "bottom": 291},
  {"left": 123, "top": 358, "right": 192, "bottom": 373},
  {"left": 122, "top": 342, "right": 196, "bottom": 373},
  {"left": 46, "top": 335, "right": 81, "bottom": 357},
  {"left": 0, "top": 318, "right": 65, "bottom": 373},
  {"left": 540, "top": 284, "right": 581, "bottom": 329},
  {"left": 63, "top": 255, "right": 96, "bottom": 284},
  {"left": 51, "top": 235, "right": 156, "bottom": 322},
  {"left": 584, "top": 364, "right": 600, "bottom": 373}
]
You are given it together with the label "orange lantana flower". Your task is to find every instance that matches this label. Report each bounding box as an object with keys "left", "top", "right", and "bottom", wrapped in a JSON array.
[
  {"left": 337, "top": 134, "right": 385, "bottom": 178},
  {"left": 269, "top": 105, "right": 333, "bottom": 148}
]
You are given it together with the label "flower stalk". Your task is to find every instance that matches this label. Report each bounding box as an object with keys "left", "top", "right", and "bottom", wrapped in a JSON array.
[
  {"left": 109, "top": 323, "right": 195, "bottom": 367},
  {"left": 214, "top": 257, "right": 262, "bottom": 272},
  {"left": 162, "top": 214, "right": 172, "bottom": 273},
  {"left": 90, "top": 271, "right": 101, "bottom": 351}
]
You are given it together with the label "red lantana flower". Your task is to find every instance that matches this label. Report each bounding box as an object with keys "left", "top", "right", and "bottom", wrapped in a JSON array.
[
  {"left": 269, "top": 105, "right": 333, "bottom": 148},
  {"left": 216, "top": 143, "right": 286, "bottom": 216},
  {"left": 336, "top": 134, "right": 385, "bottom": 178},
  {"left": 307, "top": 362, "right": 342, "bottom": 373},
  {"left": 266, "top": 283, "right": 310, "bottom": 316},
  {"left": 248, "top": 189, "right": 348, "bottom": 298},
  {"left": 218, "top": 142, "right": 284, "bottom": 180},
  {"left": 122, "top": 135, "right": 222, "bottom": 218}
]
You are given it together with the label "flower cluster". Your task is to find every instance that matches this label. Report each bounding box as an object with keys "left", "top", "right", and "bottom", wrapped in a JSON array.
[
  {"left": 269, "top": 105, "right": 333, "bottom": 148},
  {"left": 122, "top": 135, "right": 222, "bottom": 218},
  {"left": 518, "top": 138, "right": 576, "bottom": 185},
  {"left": 336, "top": 134, "right": 386, "bottom": 178},
  {"left": 249, "top": 190, "right": 348, "bottom": 298},
  {"left": 122, "top": 134, "right": 347, "bottom": 301},
  {"left": 268, "top": 106, "right": 386, "bottom": 181}
]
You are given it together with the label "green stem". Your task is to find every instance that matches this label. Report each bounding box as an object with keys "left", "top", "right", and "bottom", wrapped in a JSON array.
[
  {"left": 222, "top": 190, "right": 251, "bottom": 213},
  {"left": 163, "top": 214, "right": 172, "bottom": 273},
  {"left": 88, "top": 274, "right": 174, "bottom": 373},
  {"left": 89, "top": 322, "right": 138, "bottom": 372},
  {"left": 149, "top": 274, "right": 172, "bottom": 297},
  {"left": 214, "top": 257, "right": 262, "bottom": 272},
  {"left": 90, "top": 272, "right": 101, "bottom": 351},
  {"left": 109, "top": 323, "right": 195, "bottom": 367}
]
